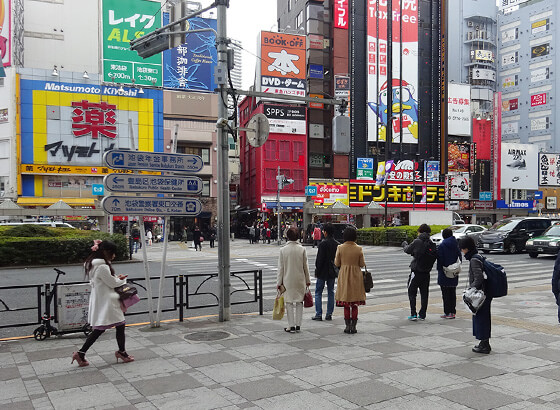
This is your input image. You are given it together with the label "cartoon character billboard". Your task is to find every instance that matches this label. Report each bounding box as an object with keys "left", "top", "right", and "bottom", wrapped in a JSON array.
[
  {"left": 367, "top": 0, "right": 418, "bottom": 144},
  {"left": 162, "top": 14, "right": 217, "bottom": 91}
]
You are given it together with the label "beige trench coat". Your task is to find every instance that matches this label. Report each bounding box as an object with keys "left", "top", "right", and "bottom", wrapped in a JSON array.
[
  {"left": 334, "top": 241, "right": 366, "bottom": 303},
  {"left": 276, "top": 241, "right": 311, "bottom": 303}
]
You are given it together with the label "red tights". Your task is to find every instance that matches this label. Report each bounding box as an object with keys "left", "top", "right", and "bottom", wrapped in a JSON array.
[{"left": 344, "top": 304, "right": 358, "bottom": 320}]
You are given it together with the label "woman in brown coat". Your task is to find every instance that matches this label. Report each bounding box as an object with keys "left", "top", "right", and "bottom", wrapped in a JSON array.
[{"left": 335, "top": 227, "right": 366, "bottom": 334}]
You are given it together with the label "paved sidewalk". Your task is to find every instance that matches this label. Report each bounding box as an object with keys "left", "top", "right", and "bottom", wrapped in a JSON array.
[{"left": 3, "top": 286, "right": 560, "bottom": 409}]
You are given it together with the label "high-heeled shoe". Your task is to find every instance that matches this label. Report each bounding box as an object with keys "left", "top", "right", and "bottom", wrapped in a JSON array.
[
  {"left": 71, "top": 352, "right": 89, "bottom": 367},
  {"left": 115, "top": 351, "right": 135, "bottom": 363}
]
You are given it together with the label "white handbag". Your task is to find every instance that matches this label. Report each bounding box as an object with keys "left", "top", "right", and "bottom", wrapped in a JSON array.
[
  {"left": 463, "top": 287, "right": 486, "bottom": 314},
  {"left": 443, "top": 258, "right": 462, "bottom": 278}
]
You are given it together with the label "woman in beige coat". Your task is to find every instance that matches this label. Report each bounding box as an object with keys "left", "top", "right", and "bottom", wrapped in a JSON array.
[
  {"left": 335, "top": 227, "right": 366, "bottom": 334},
  {"left": 277, "top": 228, "right": 311, "bottom": 333}
]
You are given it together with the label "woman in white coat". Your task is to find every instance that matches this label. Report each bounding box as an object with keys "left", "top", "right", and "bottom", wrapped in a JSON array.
[
  {"left": 72, "top": 240, "right": 134, "bottom": 367},
  {"left": 277, "top": 228, "right": 311, "bottom": 333}
]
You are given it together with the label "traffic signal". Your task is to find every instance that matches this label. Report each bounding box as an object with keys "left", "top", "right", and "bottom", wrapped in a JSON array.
[{"left": 277, "top": 175, "right": 294, "bottom": 189}]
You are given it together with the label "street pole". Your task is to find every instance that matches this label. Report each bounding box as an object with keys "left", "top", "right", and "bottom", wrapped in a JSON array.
[
  {"left": 216, "top": 0, "right": 230, "bottom": 322},
  {"left": 277, "top": 166, "right": 282, "bottom": 246},
  {"left": 384, "top": 0, "right": 393, "bottom": 227}
]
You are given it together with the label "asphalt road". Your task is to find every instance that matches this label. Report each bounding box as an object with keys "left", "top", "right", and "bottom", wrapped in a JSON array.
[{"left": 1, "top": 240, "right": 557, "bottom": 339}]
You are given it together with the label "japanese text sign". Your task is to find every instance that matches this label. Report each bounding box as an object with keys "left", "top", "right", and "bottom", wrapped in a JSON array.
[
  {"left": 538, "top": 153, "right": 560, "bottom": 187},
  {"left": 163, "top": 14, "right": 217, "bottom": 91},
  {"left": 104, "top": 174, "right": 203, "bottom": 194},
  {"left": 334, "top": 0, "right": 348, "bottom": 29},
  {"left": 102, "top": 0, "right": 162, "bottom": 86},
  {"left": 71, "top": 100, "right": 117, "bottom": 139},
  {"left": 104, "top": 150, "right": 203, "bottom": 173},
  {"left": 531, "top": 93, "right": 547, "bottom": 107},
  {"left": 102, "top": 196, "right": 202, "bottom": 216},
  {"left": 349, "top": 181, "right": 445, "bottom": 209}
]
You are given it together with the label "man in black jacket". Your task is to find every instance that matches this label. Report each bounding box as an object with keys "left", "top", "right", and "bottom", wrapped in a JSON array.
[
  {"left": 312, "top": 223, "right": 339, "bottom": 321},
  {"left": 552, "top": 251, "right": 560, "bottom": 323},
  {"left": 403, "top": 224, "right": 436, "bottom": 321}
]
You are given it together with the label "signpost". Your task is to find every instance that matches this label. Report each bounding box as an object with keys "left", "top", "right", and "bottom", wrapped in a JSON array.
[
  {"left": 103, "top": 150, "right": 204, "bottom": 173},
  {"left": 305, "top": 185, "right": 318, "bottom": 196},
  {"left": 104, "top": 174, "right": 203, "bottom": 194},
  {"left": 103, "top": 150, "right": 203, "bottom": 327},
  {"left": 479, "top": 191, "right": 492, "bottom": 201},
  {"left": 357, "top": 157, "right": 374, "bottom": 180}
]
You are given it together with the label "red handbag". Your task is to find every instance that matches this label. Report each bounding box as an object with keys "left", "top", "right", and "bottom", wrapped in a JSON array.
[{"left": 303, "top": 287, "right": 313, "bottom": 308}]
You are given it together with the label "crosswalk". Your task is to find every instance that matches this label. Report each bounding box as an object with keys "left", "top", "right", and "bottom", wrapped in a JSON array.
[{"left": 165, "top": 247, "right": 557, "bottom": 303}]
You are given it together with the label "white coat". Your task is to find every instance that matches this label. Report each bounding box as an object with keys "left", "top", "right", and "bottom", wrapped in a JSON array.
[
  {"left": 88, "top": 259, "right": 126, "bottom": 327},
  {"left": 276, "top": 241, "right": 310, "bottom": 303}
]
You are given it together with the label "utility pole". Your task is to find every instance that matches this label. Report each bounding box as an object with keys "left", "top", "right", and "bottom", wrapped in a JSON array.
[
  {"left": 277, "top": 166, "right": 281, "bottom": 246},
  {"left": 384, "top": 0, "right": 393, "bottom": 227},
  {"left": 216, "top": 0, "right": 230, "bottom": 322}
]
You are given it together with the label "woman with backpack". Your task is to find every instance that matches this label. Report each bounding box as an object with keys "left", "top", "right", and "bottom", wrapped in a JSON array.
[
  {"left": 437, "top": 228, "right": 462, "bottom": 319},
  {"left": 402, "top": 224, "right": 437, "bottom": 321},
  {"left": 459, "top": 236, "right": 492, "bottom": 354}
]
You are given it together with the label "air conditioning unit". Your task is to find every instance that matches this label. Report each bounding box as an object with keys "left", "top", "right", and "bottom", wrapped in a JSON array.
[{"left": 467, "top": 21, "right": 474, "bottom": 27}]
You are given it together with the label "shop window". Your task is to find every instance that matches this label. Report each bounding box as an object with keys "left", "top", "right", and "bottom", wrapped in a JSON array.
[
  {"left": 307, "top": 4, "right": 324, "bottom": 21},
  {"left": 288, "top": 0, "right": 292, "bottom": 12},
  {"left": 202, "top": 180, "right": 210, "bottom": 197},
  {"left": 296, "top": 10, "right": 304, "bottom": 29},
  {"left": 292, "top": 141, "right": 304, "bottom": 162},
  {"left": 265, "top": 140, "right": 277, "bottom": 161},
  {"left": 279, "top": 141, "right": 291, "bottom": 161},
  {"left": 178, "top": 146, "right": 210, "bottom": 165}
]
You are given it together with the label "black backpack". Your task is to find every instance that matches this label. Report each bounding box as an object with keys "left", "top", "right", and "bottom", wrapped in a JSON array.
[
  {"left": 473, "top": 255, "right": 508, "bottom": 298},
  {"left": 415, "top": 238, "right": 437, "bottom": 272}
]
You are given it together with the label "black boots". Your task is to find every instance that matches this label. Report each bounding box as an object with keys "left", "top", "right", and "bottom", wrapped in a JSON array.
[
  {"left": 344, "top": 319, "right": 357, "bottom": 334},
  {"left": 344, "top": 319, "right": 351, "bottom": 333},
  {"left": 472, "top": 339, "right": 491, "bottom": 354}
]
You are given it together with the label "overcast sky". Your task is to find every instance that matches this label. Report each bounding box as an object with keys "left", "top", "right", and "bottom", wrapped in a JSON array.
[{"left": 198, "top": 0, "right": 277, "bottom": 89}]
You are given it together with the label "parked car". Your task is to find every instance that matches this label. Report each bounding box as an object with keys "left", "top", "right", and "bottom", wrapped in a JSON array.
[
  {"left": 478, "top": 217, "right": 551, "bottom": 254},
  {"left": 430, "top": 224, "right": 487, "bottom": 246},
  {"left": 525, "top": 222, "right": 560, "bottom": 258}
]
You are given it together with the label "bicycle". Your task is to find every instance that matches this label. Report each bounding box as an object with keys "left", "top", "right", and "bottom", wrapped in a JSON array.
[{"left": 33, "top": 268, "right": 92, "bottom": 341}]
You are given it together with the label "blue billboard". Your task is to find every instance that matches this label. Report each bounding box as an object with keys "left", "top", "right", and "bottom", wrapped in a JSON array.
[{"left": 163, "top": 14, "right": 217, "bottom": 92}]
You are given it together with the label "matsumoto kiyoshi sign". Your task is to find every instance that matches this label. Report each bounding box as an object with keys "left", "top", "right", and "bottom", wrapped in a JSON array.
[
  {"left": 102, "top": 0, "right": 162, "bottom": 86},
  {"left": 18, "top": 79, "right": 163, "bottom": 171}
]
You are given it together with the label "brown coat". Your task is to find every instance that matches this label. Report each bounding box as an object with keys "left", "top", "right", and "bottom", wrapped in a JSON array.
[{"left": 334, "top": 241, "right": 366, "bottom": 303}]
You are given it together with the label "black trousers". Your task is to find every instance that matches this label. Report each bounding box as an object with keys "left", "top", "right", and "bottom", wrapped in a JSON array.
[
  {"left": 408, "top": 272, "right": 430, "bottom": 318},
  {"left": 440, "top": 286, "right": 457, "bottom": 314},
  {"left": 473, "top": 296, "right": 492, "bottom": 340}
]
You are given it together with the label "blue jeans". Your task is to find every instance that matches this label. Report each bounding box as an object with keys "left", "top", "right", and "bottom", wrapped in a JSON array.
[{"left": 315, "top": 278, "right": 335, "bottom": 317}]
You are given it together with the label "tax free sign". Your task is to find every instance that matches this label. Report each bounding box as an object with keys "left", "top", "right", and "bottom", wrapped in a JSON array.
[{"left": 102, "top": 0, "right": 162, "bottom": 86}]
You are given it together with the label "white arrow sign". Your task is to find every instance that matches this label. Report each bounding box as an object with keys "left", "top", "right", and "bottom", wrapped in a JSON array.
[
  {"left": 104, "top": 174, "right": 203, "bottom": 194},
  {"left": 102, "top": 196, "right": 203, "bottom": 216},
  {"left": 103, "top": 150, "right": 203, "bottom": 173}
]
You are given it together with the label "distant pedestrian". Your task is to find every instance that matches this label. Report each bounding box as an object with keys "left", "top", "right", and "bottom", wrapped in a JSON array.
[
  {"left": 392, "top": 215, "right": 402, "bottom": 226},
  {"left": 552, "top": 251, "right": 560, "bottom": 323},
  {"left": 255, "top": 225, "right": 261, "bottom": 244},
  {"left": 312, "top": 223, "right": 339, "bottom": 321},
  {"left": 209, "top": 226, "right": 216, "bottom": 248},
  {"left": 266, "top": 227, "right": 271, "bottom": 244},
  {"left": 335, "top": 227, "right": 366, "bottom": 334},
  {"left": 277, "top": 228, "right": 310, "bottom": 333},
  {"left": 72, "top": 240, "right": 134, "bottom": 367},
  {"left": 437, "top": 228, "right": 462, "bottom": 319},
  {"left": 131, "top": 224, "right": 140, "bottom": 253},
  {"left": 460, "top": 236, "right": 492, "bottom": 354},
  {"left": 193, "top": 226, "right": 202, "bottom": 251},
  {"left": 146, "top": 229, "right": 153, "bottom": 246},
  {"left": 403, "top": 224, "right": 437, "bottom": 321},
  {"left": 249, "top": 224, "right": 255, "bottom": 244},
  {"left": 312, "top": 224, "right": 322, "bottom": 248}
]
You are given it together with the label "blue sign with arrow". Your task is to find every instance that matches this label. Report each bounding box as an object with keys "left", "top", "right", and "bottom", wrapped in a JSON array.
[
  {"left": 103, "top": 174, "right": 202, "bottom": 194},
  {"left": 103, "top": 150, "right": 203, "bottom": 173}
]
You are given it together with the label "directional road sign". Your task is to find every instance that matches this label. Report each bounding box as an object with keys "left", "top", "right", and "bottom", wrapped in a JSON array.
[
  {"left": 103, "top": 150, "right": 203, "bottom": 173},
  {"left": 104, "top": 174, "right": 203, "bottom": 194},
  {"left": 102, "top": 196, "right": 202, "bottom": 216},
  {"left": 357, "top": 157, "right": 374, "bottom": 170}
]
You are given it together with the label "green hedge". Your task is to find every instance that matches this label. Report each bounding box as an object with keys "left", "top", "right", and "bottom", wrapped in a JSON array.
[
  {"left": 357, "top": 225, "right": 449, "bottom": 247},
  {"left": 0, "top": 230, "right": 129, "bottom": 266}
]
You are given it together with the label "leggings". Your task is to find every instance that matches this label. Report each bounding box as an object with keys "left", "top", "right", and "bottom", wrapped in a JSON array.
[
  {"left": 79, "top": 324, "right": 126, "bottom": 357},
  {"left": 343, "top": 304, "right": 359, "bottom": 320}
]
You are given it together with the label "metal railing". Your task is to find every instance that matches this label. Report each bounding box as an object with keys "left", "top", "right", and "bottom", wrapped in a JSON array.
[{"left": 0, "top": 269, "right": 263, "bottom": 333}]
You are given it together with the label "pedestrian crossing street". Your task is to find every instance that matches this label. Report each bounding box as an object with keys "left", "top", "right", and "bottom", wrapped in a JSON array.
[{"left": 166, "top": 247, "right": 557, "bottom": 302}]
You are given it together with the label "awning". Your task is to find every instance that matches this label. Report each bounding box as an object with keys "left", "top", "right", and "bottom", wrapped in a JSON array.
[
  {"left": 17, "top": 197, "right": 96, "bottom": 207},
  {"left": 264, "top": 202, "right": 304, "bottom": 209}
]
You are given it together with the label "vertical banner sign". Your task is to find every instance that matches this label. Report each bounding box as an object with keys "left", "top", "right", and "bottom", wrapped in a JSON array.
[
  {"left": 0, "top": 0, "right": 10, "bottom": 67},
  {"left": 334, "top": 0, "right": 349, "bottom": 29},
  {"left": 162, "top": 14, "right": 217, "bottom": 91},
  {"left": 492, "top": 92, "right": 501, "bottom": 200},
  {"left": 366, "top": 0, "right": 419, "bottom": 144},
  {"left": 538, "top": 153, "right": 560, "bottom": 187},
  {"left": 472, "top": 118, "right": 491, "bottom": 160},
  {"left": 258, "top": 31, "right": 306, "bottom": 97},
  {"left": 102, "top": 0, "right": 162, "bottom": 87},
  {"left": 334, "top": 75, "right": 350, "bottom": 117},
  {"left": 447, "top": 83, "right": 471, "bottom": 136}
]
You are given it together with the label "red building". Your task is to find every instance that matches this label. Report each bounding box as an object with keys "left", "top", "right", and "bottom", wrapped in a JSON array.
[{"left": 239, "top": 98, "right": 307, "bottom": 215}]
